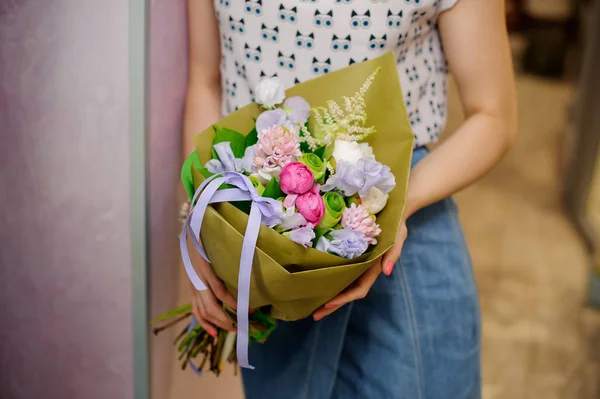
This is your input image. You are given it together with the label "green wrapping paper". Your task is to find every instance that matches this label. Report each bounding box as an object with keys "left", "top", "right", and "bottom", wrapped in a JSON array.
[{"left": 184, "top": 52, "right": 414, "bottom": 321}]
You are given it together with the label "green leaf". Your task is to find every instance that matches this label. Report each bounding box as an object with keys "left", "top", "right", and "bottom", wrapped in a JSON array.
[
  {"left": 314, "top": 146, "right": 326, "bottom": 159},
  {"left": 150, "top": 304, "right": 193, "bottom": 324},
  {"left": 181, "top": 152, "right": 203, "bottom": 200},
  {"left": 245, "top": 127, "right": 258, "bottom": 148},
  {"left": 323, "top": 143, "right": 335, "bottom": 161},
  {"left": 212, "top": 125, "right": 246, "bottom": 159},
  {"left": 262, "top": 177, "right": 284, "bottom": 199},
  {"left": 300, "top": 141, "right": 311, "bottom": 153},
  {"left": 198, "top": 166, "right": 213, "bottom": 180},
  {"left": 231, "top": 201, "right": 252, "bottom": 214}
]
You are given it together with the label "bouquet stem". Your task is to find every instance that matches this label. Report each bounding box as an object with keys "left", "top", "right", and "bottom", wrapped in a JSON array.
[{"left": 151, "top": 304, "right": 276, "bottom": 376}]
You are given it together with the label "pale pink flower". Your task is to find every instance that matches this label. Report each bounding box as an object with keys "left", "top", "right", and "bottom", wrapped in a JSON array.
[
  {"left": 254, "top": 125, "right": 302, "bottom": 180},
  {"left": 341, "top": 203, "right": 381, "bottom": 245}
]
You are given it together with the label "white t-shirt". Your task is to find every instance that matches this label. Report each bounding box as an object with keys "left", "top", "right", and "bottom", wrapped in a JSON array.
[{"left": 215, "top": 0, "right": 459, "bottom": 147}]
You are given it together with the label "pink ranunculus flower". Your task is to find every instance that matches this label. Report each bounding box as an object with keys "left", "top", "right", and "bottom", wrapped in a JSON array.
[
  {"left": 253, "top": 125, "right": 301, "bottom": 184},
  {"left": 295, "top": 184, "right": 326, "bottom": 225},
  {"left": 280, "top": 162, "right": 314, "bottom": 195},
  {"left": 341, "top": 203, "right": 382, "bottom": 245}
]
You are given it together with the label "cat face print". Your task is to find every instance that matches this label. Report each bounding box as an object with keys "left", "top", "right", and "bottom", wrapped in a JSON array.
[
  {"left": 314, "top": 10, "right": 333, "bottom": 28},
  {"left": 334, "top": 0, "right": 353, "bottom": 4},
  {"left": 234, "top": 61, "right": 247, "bottom": 79},
  {"left": 312, "top": 57, "right": 331, "bottom": 75},
  {"left": 295, "top": 31, "right": 315, "bottom": 49},
  {"left": 331, "top": 34, "right": 351, "bottom": 52},
  {"left": 277, "top": 51, "right": 296, "bottom": 71},
  {"left": 261, "top": 24, "right": 279, "bottom": 43},
  {"left": 348, "top": 57, "right": 368, "bottom": 65},
  {"left": 350, "top": 10, "right": 371, "bottom": 29},
  {"left": 219, "top": 0, "right": 230, "bottom": 7},
  {"left": 244, "top": 0, "right": 262, "bottom": 16},
  {"left": 260, "top": 71, "right": 278, "bottom": 78},
  {"left": 278, "top": 5, "right": 298, "bottom": 23},
  {"left": 229, "top": 16, "right": 245, "bottom": 34},
  {"left": 244, "top": 44, "right": 262, "bottom": 62},
  {"left": 222, "top": 35, "right": 233, "bottom": 52},
  {"left": 368, "top": 34, "right": 386, "bottom": 50},
  {"left": 387, "top": 10, "right": 402, "bottom": 28},
  {"left": 225, "top": 79, "right": 237, "bottom": 97}
]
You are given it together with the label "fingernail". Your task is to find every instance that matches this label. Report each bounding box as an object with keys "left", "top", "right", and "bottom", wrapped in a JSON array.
[
  {"left": 385, "top": 261, "right": 394, "bottom": 276},
  {"left": 324, "top": 303, "right": 335, "bottom": 309},
  {"left": 208, "top": 329, "right": 216, "bottom": 338}
]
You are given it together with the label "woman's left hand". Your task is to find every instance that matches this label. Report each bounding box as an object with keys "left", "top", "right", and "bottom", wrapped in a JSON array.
[{"left": 313, "top": 220, "right": 408, "bottom": 321}]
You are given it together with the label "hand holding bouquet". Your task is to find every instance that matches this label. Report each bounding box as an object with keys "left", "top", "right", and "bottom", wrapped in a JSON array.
[{"left": 152, "top": 53, "right": 414, "bottom": 375}]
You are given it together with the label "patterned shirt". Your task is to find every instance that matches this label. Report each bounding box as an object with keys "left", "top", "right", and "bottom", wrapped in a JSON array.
[{"left": 214, "top": 0, "right": 459, "bottom": 147}]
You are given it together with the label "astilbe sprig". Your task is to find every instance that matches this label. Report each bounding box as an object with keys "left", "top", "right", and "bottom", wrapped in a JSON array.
[{"left": 309, "top": 67, "right": 381, "bottom": 146}]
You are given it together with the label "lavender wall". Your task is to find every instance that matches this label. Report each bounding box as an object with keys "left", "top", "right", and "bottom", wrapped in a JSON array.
[
  {"left": 148, "top": 0, "right": 188, "bottom": 398},
  {"left": 0, "top": 1, "right": 133, "bottom": 398}
]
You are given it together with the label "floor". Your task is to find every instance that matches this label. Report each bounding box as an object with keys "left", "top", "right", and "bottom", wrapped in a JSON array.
[{"left": 168, "top": 76, "right": 600, "bottom": 398}]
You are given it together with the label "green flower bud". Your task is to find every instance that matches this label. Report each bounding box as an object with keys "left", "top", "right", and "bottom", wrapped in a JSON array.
[
  {"left": 317, "top": 192, "right": 346, "bottom": 230},
  {"left": 249, "top": 175, "right": 265, "bottom": 196},
  {"left": 299, "top": 153, "right": 327, "bottom": 181}
]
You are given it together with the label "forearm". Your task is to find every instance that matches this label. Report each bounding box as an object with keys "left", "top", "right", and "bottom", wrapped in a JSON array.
[
  {"left": 182, "top": 80, "right": 222, "bottom": 159},
  {"left": 404, "top": 112, "right": 515, "bottom": 219}
]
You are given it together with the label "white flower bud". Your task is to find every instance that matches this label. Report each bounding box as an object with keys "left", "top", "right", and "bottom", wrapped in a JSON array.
[
  {"left": 332, "top": 139, "right": 363, "bottom": 165},
  {"left": 360, "top": 187, "right": 389, "bottom": 215},
  {"left": 254, "top": 77, "right": 286, "bottom": 109}
]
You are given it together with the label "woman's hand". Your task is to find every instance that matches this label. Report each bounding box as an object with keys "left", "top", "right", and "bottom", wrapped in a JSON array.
[
  {"left": 189, "top": 249, "right": 238, "bottom": 337},
  {"left": 312, "top": 220, "right": 408, "bottom": 321}
]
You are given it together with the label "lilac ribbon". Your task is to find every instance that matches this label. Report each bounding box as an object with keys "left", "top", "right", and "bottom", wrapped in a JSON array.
[
  {"left": 186, "top": 316, "right": 203, "bottom": 376},
  {"left": 180, "top": 171, "right": 282, "bottom": 370}
]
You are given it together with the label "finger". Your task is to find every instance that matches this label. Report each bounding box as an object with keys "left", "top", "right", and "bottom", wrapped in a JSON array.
[
  {"left": 196, "top": 315, "right": 218, "bottom": 339},
  {"left": 314, "top": 265, "right": 381, "bottom": 321},
  {"left": 207, "top": 277, "right": 238, "bottom": 311},
  {"left": 313, "top": 304, "right": 341, "bottom": 321},
  {"left": 199, "top": 292, "right": 236, "bottom": 332},
  {"left": 381, "top": 240, "right": 404, "bottom": 276}
]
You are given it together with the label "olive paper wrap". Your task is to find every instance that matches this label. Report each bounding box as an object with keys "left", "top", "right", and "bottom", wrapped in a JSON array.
[{"left": 182, "top": 52, "right": 414, "bottom": 321}]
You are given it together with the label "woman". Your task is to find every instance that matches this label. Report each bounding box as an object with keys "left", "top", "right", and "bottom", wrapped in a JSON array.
[{"left": 183, "top": 1, "right": 516, "bottom": 398}]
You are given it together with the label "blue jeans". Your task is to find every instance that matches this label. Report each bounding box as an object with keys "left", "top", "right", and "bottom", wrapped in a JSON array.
[{"left": 242, "top": 147, "right": 482, "bottom": 399}]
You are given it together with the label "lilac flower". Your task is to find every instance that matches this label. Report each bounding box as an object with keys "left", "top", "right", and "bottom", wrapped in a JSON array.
[
  {"left": 276, "top": 207, "right": 307, "bottom": 232},
  {"left": 261, "top": 200, "right": 284, "bottom": 228},
  {"left": 283, "top": 96, "right": 310, "bottom": 125},
  {"left": 315, "top": 228, "right": 371, "bottom": 259},
  {"left": 205, "top": 142, "right": 256, "bottom": 174},
  {"left": 321, "top": 158, "right": 396, "bottom": 198},
  {"left": 355, "top": 157, "right": 395, "bottom": 197},
  {"left": 255, "top": 109, "right": 293, "bottom": 134},
  {"left": 286, "top": 223, "right": 316, "bottom": 248}
]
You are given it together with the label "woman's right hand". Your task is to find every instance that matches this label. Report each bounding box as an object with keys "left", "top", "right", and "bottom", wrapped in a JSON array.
[{"left": 189, "top": 248, "right": 238, "bottom": 337}]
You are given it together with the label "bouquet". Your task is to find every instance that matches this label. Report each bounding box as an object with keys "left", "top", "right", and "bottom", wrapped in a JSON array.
[{"left": 151, "top": 52, "right": 414, "bottom": 375}]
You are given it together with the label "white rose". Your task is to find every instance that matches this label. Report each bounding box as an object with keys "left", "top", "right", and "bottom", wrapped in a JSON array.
[
  {"left": 332, "top": 139, "right": 364, "bottom": 165},
  {"left": 254, "top": 77, "right": 286, "bottom": 109},
  {"left": 360, "top": 187, "right": 389, "bottom": 215},
  {"left": 359, "top": 143, "right": 374, "bottom": 159}
]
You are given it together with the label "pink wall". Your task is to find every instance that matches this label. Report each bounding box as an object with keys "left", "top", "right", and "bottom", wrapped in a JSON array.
[
  {"left": 0, "top": 1, "right": 133, "bottom": 398},
  {"left": 148, "top": 0, "right": 189, "bottom": 398}
]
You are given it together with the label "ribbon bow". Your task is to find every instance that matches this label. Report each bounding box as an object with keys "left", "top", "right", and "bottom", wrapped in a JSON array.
[{"left": 180, "top": 171, "right": 282, "bottom": 370}]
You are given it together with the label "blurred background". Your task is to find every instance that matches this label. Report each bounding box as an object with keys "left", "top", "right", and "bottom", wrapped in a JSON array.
[{"left": 1, "top": 0, "right": 600, "bottom": 398}]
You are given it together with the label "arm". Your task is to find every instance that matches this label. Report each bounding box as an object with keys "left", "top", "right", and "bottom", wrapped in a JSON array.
[
  {"left": 403, "top": 0, "right": 518, "bottom": 218},
  {"left": 182, "top": 0, "right": 223, "bottom": 158},
  {"left": 314, "top": 0, "right": 517, "bottom": 321},
  {"left": 184, "top": 0, "right": 237, "bottom": 336}
]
